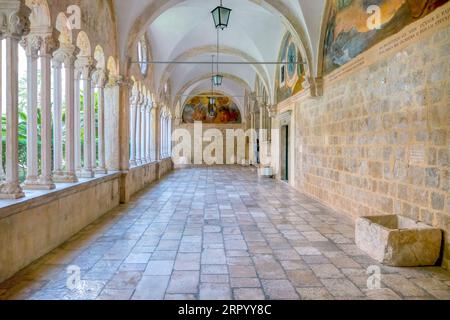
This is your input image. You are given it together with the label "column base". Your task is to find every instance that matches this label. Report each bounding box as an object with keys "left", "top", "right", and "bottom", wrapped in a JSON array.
[
  {"left": 53, "top": 173, "right": 79, "bottom": 183},
  {"left": 95, "top": 167, "right": 108, "bottom": 174},
  {"left": 80, "top": 170, "right": 95, "bottom": 178},
  {"left": 0, "top": 182, "right": 25, "bottom": 199},
  {"left": 27, "top": 182, "right": 56, "bottom": 190}
]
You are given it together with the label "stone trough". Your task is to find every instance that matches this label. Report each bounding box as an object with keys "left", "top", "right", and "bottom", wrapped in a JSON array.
[{"left": 355, "top": 215, "right": 442, "bottom": 267}]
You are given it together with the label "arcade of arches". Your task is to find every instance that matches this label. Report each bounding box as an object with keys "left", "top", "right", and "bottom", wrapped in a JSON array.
[{"left": 0, "top": 0, "right": 449, "bottom": 300}]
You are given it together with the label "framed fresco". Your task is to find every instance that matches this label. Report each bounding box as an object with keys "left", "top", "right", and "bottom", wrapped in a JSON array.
[
  {"left": 324, "top": 0, "right": 449, "bottom": 75},
  {"left": 182, "top": 93, "right": 242, "bottom": 124},
  {"left": 275, "top": 33, "right": 305, "bottom": 103}
]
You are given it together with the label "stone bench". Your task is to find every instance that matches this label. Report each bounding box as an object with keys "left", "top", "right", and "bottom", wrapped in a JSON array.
[{"left": 355, "top": 215, "right": 442, "bottom": 267}]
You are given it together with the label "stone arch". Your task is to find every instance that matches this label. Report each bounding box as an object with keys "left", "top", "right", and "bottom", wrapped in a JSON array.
[
  {"left": 55, "top": 12, "right": 73, "bottom": 45},
  {"left": 157, "top": 45, "right": 271, "bottom": 102},
  {"left": 107, "top": 56, "right": 118, "bottom": 77},
  {"left": 76, "top": 31, "right": 91, "bottom": 57},
  {"left": 122, "top": 0, "right": 315, "bottom": 82},
  {"left": 94, "top": 45, "right": 106, "bottom": 70}
]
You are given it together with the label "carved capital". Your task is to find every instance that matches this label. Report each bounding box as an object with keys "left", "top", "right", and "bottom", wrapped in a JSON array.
[
  {"left": 0, "top": 0, "right": 30, "bottom": 39},
  {"left": 92, "top": 68, "right": 108, "bottom": 88},
  {"left": 74, "top": 56, "right": 93, "bottom": 79},
  {"left": 20, "top": 34, "right": 40, "bottom": 58},
  {"left": 267, "top": 105, "right": 278, "bottom": 118},
  {"left": 39, "top": 34, "right": 57, "bottom": 56},
  {"left": 53, "top": 42, "right": 76, "bottom": 67}
]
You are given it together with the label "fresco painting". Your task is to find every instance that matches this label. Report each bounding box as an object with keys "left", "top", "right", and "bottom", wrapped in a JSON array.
[
  {"left": 276, "top": 33, "right": 305, "bottom": 103},
  {"left": 324, "top": 0, "right": 449, "bottom": 74},
  {"left": 182, "top": 93, "right": 242, "bottom": 124}
]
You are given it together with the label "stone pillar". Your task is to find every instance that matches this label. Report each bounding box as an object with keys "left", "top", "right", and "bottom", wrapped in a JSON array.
[
  {"left": 90, "top": 83, "right": 96, "bottom": 170},
  {"left": 0, "top": 1, "right": 29, "bottom": 198},
  {"left": 38, "top": 35, "right": 56, "bottom": 189},
  {"left": 129, "top": 86, "right": 138, "bottom": 167},
  {"left": 96, "top": 73, "right": 107, "bottom": 173},
  {"left": 146, "top": 101, "right": 153, "bottom": 162},
  {"left": 154, "top": 104, "right": 161, "bottom": 161},
  {"left": 53, "top": 44, "right": 78, "bottom": 182},
  {"left": 52, "top": 59, "right": 63, "bottom": 178},
  {"left": 63, "top": 52, "right": 78, "bottom": 182},
  {"left": 76, "top": 57, "right": 94, "bottom": 178},
  {"left": 74, "top": 70, "right": 81, "bottom": 173},
  {"left": 135, "top": 92, "right": 142, "bottom": 165},
  {"left": 140, "top": 95, "right": 147, "bottom": 164},
  {"left": 21, "top": 35, "right": 40, "bottom": 188}
]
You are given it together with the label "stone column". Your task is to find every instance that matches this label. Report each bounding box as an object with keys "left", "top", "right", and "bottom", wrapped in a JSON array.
[
  {"left": 117, "top": 77, "right": 132, "bottom": 171},
  {"left": 168, "top": 116, "right": 172, "bottom": 157},
  {"left": 96, "top": 71, "right": 107, "bottom": 174},
  {"left": 63, "top": 52, "right": 78, "bottom": 182},
  {"left": 21, "top": 35, "right": 40, "bottom": 188},
  {"left": 53, "top": 44, "right": 78, "bottom": 182},
  {"left": 38, "top": 35, "right": 56, "bottom": 189},
  {"left": 0, "top": 2, "right": 29, "bottom": 198},
  {"left": 76, "top": 57, "right": 94, "bottom": 178},
  {"left": 140, "top": 95, "right": 147, "bottom": 164},
  {"left": 90, "top": 83, "right": 96, "bottom": 170},
  {"left": 154, "top": 104, "right": 161, "bottom": 161},
  {"left": 52, "top": 59, "right": 63, "bottom": 178},
  {"left": 146, "top": 101, "right": 153, "bottom": 162},
  {"left": 74, "top": 69, "right": 81, "bottom": 173},
  {"left": 129, "top": 87, "right": 138, "bottom": 167},
  {"left": 135, "top": 92, "right": 142, "bottom": 165}
]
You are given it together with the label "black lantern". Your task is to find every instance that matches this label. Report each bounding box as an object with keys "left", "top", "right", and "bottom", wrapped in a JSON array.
[
  {"left": 211, "top": 0, "right": 232, "bottom": 30},
  {"left": 209, "top": 97, "right": 216, "bottom": 105},
  {"left": 212, "top": 74, "right": 223, "bottom": 86}
]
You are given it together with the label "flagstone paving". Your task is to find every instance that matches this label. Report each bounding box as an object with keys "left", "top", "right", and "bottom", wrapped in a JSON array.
[{"left": 1, "top": 166, "right": 449, "bottom": 300}]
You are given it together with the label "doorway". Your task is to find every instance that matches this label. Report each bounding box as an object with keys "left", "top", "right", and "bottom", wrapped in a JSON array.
[{"left": 281, "top": 125, "right": 289, "bottom": 181}]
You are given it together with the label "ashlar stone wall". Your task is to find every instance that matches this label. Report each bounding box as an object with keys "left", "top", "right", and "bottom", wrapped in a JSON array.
[{"left": 293, "top": 25, "right": 450, "bottom": 269}]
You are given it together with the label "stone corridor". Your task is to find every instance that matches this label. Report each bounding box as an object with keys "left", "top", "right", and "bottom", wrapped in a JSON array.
[{"left": 1, "top": 166, "right": 449, "bottom": 300}]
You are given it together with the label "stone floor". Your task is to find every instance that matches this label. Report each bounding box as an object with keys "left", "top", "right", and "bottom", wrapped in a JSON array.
[{"left": 1, "top": 166, "right": 449, "bottom": 300}]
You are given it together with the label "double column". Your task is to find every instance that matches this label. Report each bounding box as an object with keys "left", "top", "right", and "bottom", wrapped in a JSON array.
[
  {"left": 129, "top": 86, "right": 140, "bottom": 167},
  {"left": 22, "top": 33, "right": 56, "bottom": 190},
  {"left": 93, "top": 69, "right": 107, "bottom": 173},
  {"left": 22, "top": 35, "right": 40, "bottom": 188},
  {"left": 75, "top": 57, "right": 95, "bottom": 178},
  {"left": 53, "top": 44, "right": 78, "bottom": 182},
  {"left": 0, "top": 2, "right": 30, "bottom": 198},
  {"left": 145, "top": 99, "right": 153, "bottom": 162}
]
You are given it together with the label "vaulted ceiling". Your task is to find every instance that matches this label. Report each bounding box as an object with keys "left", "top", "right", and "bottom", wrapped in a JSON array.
[{"left": 112, "top": 0, "right": 327, "bottom": 108}]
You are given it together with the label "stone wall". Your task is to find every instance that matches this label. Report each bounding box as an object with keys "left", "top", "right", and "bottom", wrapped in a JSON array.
[
  {"left": 292, "top": 25, "right": 450, "bottom": 269},
  {"left": 0, "top": 174, "right": 121, "bottom": 283},
  {"left": 175, "top": 123, "right": 250, "bottom": 165},
  {"left": 122, "top": 159, "right": 174, "bottom": 203}
]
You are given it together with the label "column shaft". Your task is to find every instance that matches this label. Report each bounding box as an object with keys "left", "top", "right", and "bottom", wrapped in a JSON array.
[
  {"left": 64, "top": 59, "right": 77, "bottom": 182},
  {"left": 23, "top": 51, "right": 39, "bottom": 187},
  {"left": 81, "top": 75, "right": 94, "bottom": 178},
  {"left": 97, "top": 86, "right": 107, "bottom": 173},
  {"left": 0, "top": 36, "right": 24, "bottom": 198},
  {"left": 38, "top": 49, "right": 55, "bottom": 189},
  {"left": 52, "top": 62, "right": 63, "bottom": 176}
]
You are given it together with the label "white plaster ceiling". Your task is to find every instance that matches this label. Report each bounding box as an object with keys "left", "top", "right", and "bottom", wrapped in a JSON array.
[{"left": 112, "top": 0, "right": 327, "bottom": 107}]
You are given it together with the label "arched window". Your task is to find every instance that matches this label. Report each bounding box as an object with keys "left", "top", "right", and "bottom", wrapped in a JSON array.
[{"left": 137, "top": 35, "right": 149, "bottom": 76}]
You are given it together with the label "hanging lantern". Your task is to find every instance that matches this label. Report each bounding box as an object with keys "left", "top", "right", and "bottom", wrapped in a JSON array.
[
  {"left": 212, "top": 74, "right": 223, "bottom": 86},
  {"left": 211, "top": 0, "right": 232, "bottom": 30},
  {"left": 209, "top": 97, "right": 216, "bottom": 105}
]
